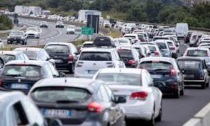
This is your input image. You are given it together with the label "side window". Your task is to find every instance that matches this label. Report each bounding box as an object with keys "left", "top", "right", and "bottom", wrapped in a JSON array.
[
  {"left": 114, "top": 51, "right": 120, "bottom": 61},
  {"left": 10, "top": 101, "right": 29, "bottom": 126},
  {"left": 16, "top": 54, "right": 21, "bottom": 60},
  {"left": 19, "top": 54, "right": 25, "bottom": 60},
  {"left": 96, "top": 85, "right": 110, "bottom": 102},
  {"left": 48, "top": 63, "right": 59, "bottom": 76},
  {"left": 104, "top": 84, "right": 115, "bottom": 102},
  {"left": 144, "top": 71, "right": 153, "bottom": 86}
]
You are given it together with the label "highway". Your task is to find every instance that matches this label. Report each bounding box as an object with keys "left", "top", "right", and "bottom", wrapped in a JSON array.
[{"left": 2, "top": 18, "right": 210, "bottom": 126}]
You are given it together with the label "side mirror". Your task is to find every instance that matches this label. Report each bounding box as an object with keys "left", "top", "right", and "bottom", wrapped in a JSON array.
[
  {"left": 45, "top": 118, "right": 63, "bottom": 126},
  {"left": 154, "top": 81, "right": 166, "bottom": 88},
  {"left": 114, "top": 96, "right": 126, "bottom": 104}
]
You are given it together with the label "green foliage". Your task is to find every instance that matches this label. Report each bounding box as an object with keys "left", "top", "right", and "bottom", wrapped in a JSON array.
[{"left": 0, "top": 15, "right": 13, "bottom": 30}]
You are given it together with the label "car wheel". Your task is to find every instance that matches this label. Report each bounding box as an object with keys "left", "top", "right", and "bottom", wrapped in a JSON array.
[
  {"left": 174, "top": 89, "right": 180, "bottom": 98},
  {"left": 155, "top": 102, "right": 162, "bottom": 122},
  {"left": 201, "top": 82, "right": 206, "bottom": 89},
  {"left": 146, "top": 110, "right": 155, "bottom": 126},
  {"left": 180, "top": 87, "right": 184, "bottom": 96}
]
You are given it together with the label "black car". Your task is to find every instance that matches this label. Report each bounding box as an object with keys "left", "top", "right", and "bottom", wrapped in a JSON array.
[
  {"left": 28, "top": 78, "right": 126, "bottom": 126},
  {"left": 177, "top": 57, "right": 209, "bottom": 89},
  {"left": 7, "top": 30, "right": 27, "bottom": 45},
  {"left": 185, "top": 31, "right": 192, "bottom": 43},
  {"left": 0, "top": 60, "right": 64, "bottom": 94},
  {"left": 44, "top": 42, "right": 78, "bottom": 73},
  {"left": 139, "top": 57, "right": 184, "bottom": 98}
]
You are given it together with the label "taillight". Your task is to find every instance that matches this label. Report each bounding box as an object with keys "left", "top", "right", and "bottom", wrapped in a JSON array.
[
  {"left": 130, "top": 91, "right": 148, "bottom": 100},
  {"left": 88, "top": 102, "right": 102, "bottom": 113},
  {"left": 170, "top": 69, "right": 177, "bottom": 76},
  {"left": 154, "top": 51, "right": 159, "bottom": 56},
  {"left": 128, "top": 60, "right": 136, "bottom": 65},
  {"left": 68, "top": 54, "right": 73, "bottom": 61}
]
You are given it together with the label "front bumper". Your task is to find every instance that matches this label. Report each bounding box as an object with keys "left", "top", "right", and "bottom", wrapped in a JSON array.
[{"left": 7, "top": 38, "right": 25, "bottom": 43}]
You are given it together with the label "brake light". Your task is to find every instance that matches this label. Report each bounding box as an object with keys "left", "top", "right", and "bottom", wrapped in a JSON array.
[
  {"left": 154, "top": 51, "right": 159, "bottom": 56},
  {"left": 68, "top": 54, "right": 73, "bottom": 61},
  {"left": 170, "top": 69, "right": 177, "bottom": 76},
  {"left": 88, "top": 102, "right": 102, "bottom": 113},
  {"left": 128, "top": 60, "right": 136, "bottom": 65},
  {"left": 130, "top": 91, "right": 148, "bottom": 100}
]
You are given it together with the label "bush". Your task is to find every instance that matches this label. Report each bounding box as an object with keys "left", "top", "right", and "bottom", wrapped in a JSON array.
[{"left": 0, "top": 15, "right": 12, "bottom": 30}]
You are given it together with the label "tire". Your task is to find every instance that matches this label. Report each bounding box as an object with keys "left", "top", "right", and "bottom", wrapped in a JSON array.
[
  {"left": 146, "top": 112, "right": 155, "bottom": 126},
  {"left": 174, "top": 89, "right": 180, "bottom": 98},
  {"left": 201, "top": 82, "right": 206, "bottom": 89},
  {"left": 68, "top": 64, "right": 75, "bottom": 74},
  {"left": 180, "top": 83, "right": 184, "bottom": 96},
  {"left": 155, "top": 102, "right": 162, "bottom": 122}
]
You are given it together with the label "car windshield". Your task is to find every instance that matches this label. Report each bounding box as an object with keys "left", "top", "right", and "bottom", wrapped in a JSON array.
[
  {"left": 3, "top": 65, "right": 41, "bottom": 78},
  {"left": 177, "top": 60, "right": 201, "bottom": 69},
  {"left": 124, "top": 36, "right": 136, "bottom": 39},
  {"left": 83, "top": 43, "right": 94, "bottom": 48},
  {"left": 22, "top": 51, "right": 37, "bottom": 60},
  {"left": 118, "top": 49, "right": 133, "bottom": 58},
  {"left": 138, "top": 34, "right": 144, "bottom": 39},
  {"left": 10, "top": 31, "right": 23, "bottom": 36},
  {"left": 96, "top": 73, "right": 142, "bottom": 86},
  {"left": 0, "top": 54, "right": 15, "bottom": 63},
  {"left": 148, "top": 46, "right": 157, "bottom": 52},
  {"left": 45, "top": 45, "right": 70, "bottom": 53},
  {"left": 118, "top": 39, "right": 129, "bottom": 44},
  {"left": 139, "top": 61, "right": 173, "bottom": 71},
  {"left": 186, "top": 50, "right": 208, "bottom": 57},
  {"left": 30, "top": 87, "right": 91, "bottom": 103},
  {"left": 79, "top": 52, "right": 112, "bottom": 61},
  {"left": 156, "top": 42, "right": 167, "bottom": 49}
]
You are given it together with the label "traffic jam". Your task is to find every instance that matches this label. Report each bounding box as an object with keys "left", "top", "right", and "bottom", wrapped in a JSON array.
[{"left": 1, "top": 21, "right": 210, "bottom": 126}]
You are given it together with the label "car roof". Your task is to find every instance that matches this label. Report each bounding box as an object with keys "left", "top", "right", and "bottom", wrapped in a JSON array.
[
  {"left": 186, "top": 47, "right": 209, "bottom": 51},
  {"left": 124, "top": 34, "right": 138, "bottom": 36},
  {"left": 0, "top": 91, "right": 24, "bottom": 107},
  {"left": 83, "top": 41, "right": 93, "bottom": 44},
  {"left": 30, "top": 78, "right": 103, "bottom": 94},
  {"left": 0, "top": 51, "right": 21, "bottom": 55},
  {"left": 45, "top": 42, "right": 74, "bottom": 46},
  {"left": 14, "top": 47, "right": 42, "bottom": 52},
  {"left": 98, "top": 68, "right": 144, "bottom": 74},
  {"left": 5, "top": 60, "right": 48, "bottom": 66},
  {"left": 140, "top": 57, "right": 175, "bottom": 63},
  {"left": 80, "top": 47, "right": 115, "bottom": 52}
]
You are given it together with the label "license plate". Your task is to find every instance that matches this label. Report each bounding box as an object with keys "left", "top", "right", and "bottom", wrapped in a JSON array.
[
  {"left": 54, "top": 59, "right": 63, "bottom": 63},
  {"left": 10, "top": 84, "right": 29, "bottom": 89},
  {"left": 88, "top": 70, "right": 97, "bottom": 74},
  {"left": 151, "top": 75, "right": 162, "bottom": 78},
  {"left": 43, "top": 109, "right": 72, "bottom": 118}
]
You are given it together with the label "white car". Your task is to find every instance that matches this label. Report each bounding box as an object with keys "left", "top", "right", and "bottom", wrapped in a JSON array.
[
  {"left": 115, "top": 38, "right": 131, "bottom": 46},
  {"left": 66, "top": 25, "right": 76, "bottom": 34},
  {"left": 55, "top": 21, "right": 64, "bottom": 28},
  {"left": 74, "top": 48, "right": 125, "bottom": 78},
  {"left": 39, "top": 21, "right": 48, "bottom": 28},
  {"left": 199, "top": 43, "right": 210, "bottom": 50},
  {"left": 144, "top": 44, "right": 162, "bottom": 57},
  {"left": 80, "top": 41, "right": 94, "bottom": 52},
  {"left": 26, "top": 27, "right": 41, "bottom": 39},
  {"left": 154, "top": 40, "right": 172, "bottom": 57},
  {"left": 93, "top": 68, "right": 163, "bottom": 125},
  {"left": 124, "top": 34, "right": 140, "bottom": 44},
  {"left": 166, "top": 40, "right": 178, "bottom": 58}
]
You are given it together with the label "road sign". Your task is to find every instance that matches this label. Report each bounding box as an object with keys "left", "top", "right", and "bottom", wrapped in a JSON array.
[{"left": 81, "top": 27, "right": 94, "bottom": 35}]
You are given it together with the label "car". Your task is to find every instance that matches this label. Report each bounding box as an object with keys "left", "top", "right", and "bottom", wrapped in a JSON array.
[
  {"left": 26, "top": 27, "right": 41, "bottom": 39},
  {"left": 66, "top": 25, "right": 76, "bottom": 34},
  {"left": 189, "top": 33, "right": 199, "bottom": 47},
  {"left": 137, "top": 32, "right": 150, "bottom": 42},
  {"left": 75, "top": 47, "right": 125, "bottom": 78},
  {"left": 0, "top": 60, "right": 65, "bottom": 94},
  {"left": 152, "top": 36, "right": 170, "bottom": 42},
  {"left": 132, "top": 45, "right": 148, "bottom": 58},
  {"left": 198, "top": 43, "right": 210, "bottom": 50},
  {"left": 177, "top": 57, "right": 209, "bottom": 89},
  {"left": 117, "top": 46, "right": 140, "bottom": 68},
  {"left": 14, "top": 47, "right": 55, "bottom": 66},
  {"left": 166, "top": 40, "right": 178, "bottom": 58},
  {"left": 55, "top": 21, "right": 64, "bottom": 28},
  {"left": 196, "top": 39, "right": 210, "bottom": 47},
  {"left": 154, "top": 40, "right": 172, "bottom": 57},
  {"left": 185, "top": 31, "right": 193, "bottom": 43},
  {"left": 40, "top": 21, "right": 48, "bottom": 28},
  {"left": 7, "top": 30, "right": 27, "bottom": 45},
  {"left": 176, "top": 23, "right": 188, "bottom": 38},
  {"left": 138, "top": 57, "right": 184, "bottom": 98},
  {"left": 28, "top": 78, "right": 126, "bottom": 126},
  {"left": 93, "top": 68, "right": 163, "bottom": 125},
  {"left": 44, "top": 42, "right": 78, "bottom": 73},
  {"left": 115, "top": 38, "right": 132, "bottom": 46},
  {"left": 124, "top": 34, "right": 140, "bottom": 44},
  {"left": 80, "top": 41, "right": 94, "bottom": 52},
  {"left": 0, "top": 51, "right": 29, "bottom": 63},
  {"left": 143, "top": 44, "right": 162, "bottom": 57}
]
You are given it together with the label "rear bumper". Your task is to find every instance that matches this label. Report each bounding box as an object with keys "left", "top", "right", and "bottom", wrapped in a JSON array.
[
  {"left": 74, "top": 72, "right": 94, "bottom": 79},
  {"left": 63, "top": 121, "right": 103, "bottom": 126},
  {"left": 56, "top": 63, "right": 71, "bottom": 69},
  {"left": 184, "top": 80, "right": 205, "bottom": 84}
]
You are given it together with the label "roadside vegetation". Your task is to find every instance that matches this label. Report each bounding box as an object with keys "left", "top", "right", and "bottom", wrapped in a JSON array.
[{"left": 0, "top": 15, "right": 12, "bottom": 30}]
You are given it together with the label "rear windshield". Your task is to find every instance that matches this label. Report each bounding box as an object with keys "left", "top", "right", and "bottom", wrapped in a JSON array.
[
  {"left": 96, "top": 73, "right": 142, "bottom": 86},
  {"left": 156, "top": 43, "right": 167, "bottom": 49},
  {"left": 23, "top": 51, "right": 37, "bottom": 60},
  {"left": 0, "top": 54, "right": 15, "bottom": 63},
  {"left": 124, "top": 36, "right": 136, "bottom": 39},
  {"left": 139, "top": 61, "right": 173, "bottom": 71},
  {"left": 118, "top": 39, "right": 129, "bottom": 44},
  {"left": 153, "top": 38, "right": 168, "bottom": 41},
  {"left": 83, "top": 44, "right": 94, "bottom": 48},
  {"left": 3, "top": 65, "right": 41, "bottom": 78},
  {"left": 186, "top": 50, "right": 208, "bottom": 57},
  {"left": 45, "top": 45, "right": 70, "bottom": 53},
  {"left": 79, "top": 52, "right": 112, "bottom": 61},
  {"left": 148, "top": 46, "right": 157, "bottom": 52},
  {"left": 118, "top": 49, "right": 133, "bottom": 58},
  {"left": 177, "top": 60, "right": 201, "bottom": 69},
  {"left": 30, "top": 87, "right": 91, "bottom": 103},
  {"left": 167, "top": 42, "right": 173, "bottom": 46},
  {"left": 138, "top": 34, "right": 144, "bottom": 39}
]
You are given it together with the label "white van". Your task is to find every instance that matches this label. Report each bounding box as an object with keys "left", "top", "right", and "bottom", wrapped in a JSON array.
[{"left": 176, "top": 23, "right": 189, "bottom": 38}]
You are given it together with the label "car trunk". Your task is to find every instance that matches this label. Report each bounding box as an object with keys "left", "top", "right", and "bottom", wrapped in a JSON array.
[{"left": 182, "top": 68, "right": 202, "bottom": 80}]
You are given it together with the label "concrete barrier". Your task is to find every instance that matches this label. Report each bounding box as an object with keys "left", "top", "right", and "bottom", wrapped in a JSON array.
[{"left": 183, "top": 102, "right": 210, "bottom": 126}]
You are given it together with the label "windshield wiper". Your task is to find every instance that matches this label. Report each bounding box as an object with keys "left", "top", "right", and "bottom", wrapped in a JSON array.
[{"left": 55, "top": 100, "right": 79, "bottom": 104}]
